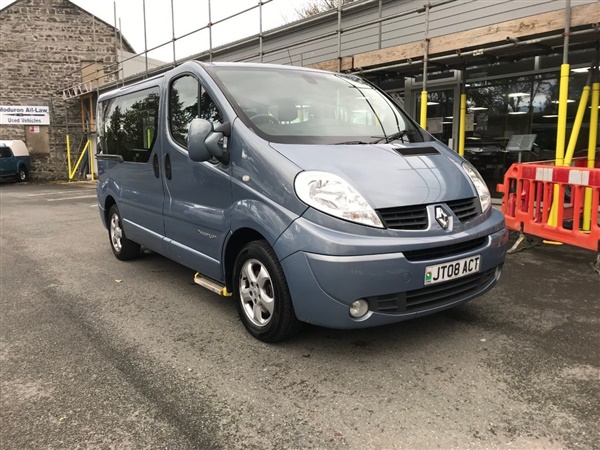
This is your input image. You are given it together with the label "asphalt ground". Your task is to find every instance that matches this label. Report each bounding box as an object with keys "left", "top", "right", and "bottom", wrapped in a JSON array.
[{"left": 0, "top": 181, "right": 598, "bottom": 450}]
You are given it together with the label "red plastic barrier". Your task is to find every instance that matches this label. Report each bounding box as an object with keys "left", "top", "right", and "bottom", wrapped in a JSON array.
[{"left": 497, "top": 162, "right": 600, "bottom": 252}]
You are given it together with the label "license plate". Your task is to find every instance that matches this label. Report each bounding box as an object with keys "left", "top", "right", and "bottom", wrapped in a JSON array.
[{"left": 424, "top": 255, "right": 481, "bottom": 285}]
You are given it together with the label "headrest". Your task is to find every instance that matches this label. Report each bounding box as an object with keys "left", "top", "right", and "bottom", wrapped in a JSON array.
[{"left": 278, "top": 102, "right": 298, "bottom": 122}]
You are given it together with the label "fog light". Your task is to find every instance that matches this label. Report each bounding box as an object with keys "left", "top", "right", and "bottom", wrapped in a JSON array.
[{"left": 349, "top": 299, "right": 369, "bottom": 318}]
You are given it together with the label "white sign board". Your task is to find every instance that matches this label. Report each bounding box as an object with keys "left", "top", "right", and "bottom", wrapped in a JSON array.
[
  {"left": 0, "top": 105, "right": 50, "bottom": 125},
  {"left": 465, "top": 113, "right": 475, "bottom": 132},
  {"left": 427, "top": 117, "right": 443, "bottom": 134}
]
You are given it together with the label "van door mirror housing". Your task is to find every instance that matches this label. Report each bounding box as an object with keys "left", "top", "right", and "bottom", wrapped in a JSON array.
[
  {"left": 188, "top": 118, "right": 231, "bottom": 164},
  {"left": 188, "top": 118, "right": 213, "bottom": 162}
]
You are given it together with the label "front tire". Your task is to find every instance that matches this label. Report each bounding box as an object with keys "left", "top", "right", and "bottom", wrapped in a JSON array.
[
  {"left": 233, "top": 240, "right": 301, "bottom": 342},
  {"left": 108, "top": 205, "right": 140, "bottom": 260}
]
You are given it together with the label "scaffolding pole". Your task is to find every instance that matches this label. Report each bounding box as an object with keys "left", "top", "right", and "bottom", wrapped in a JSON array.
[
  {"left": 420, "top": 2, "right": 430, "bottom": 129},
  {"left": 549, "top": 0, "right": 571, "bottom": 227}
]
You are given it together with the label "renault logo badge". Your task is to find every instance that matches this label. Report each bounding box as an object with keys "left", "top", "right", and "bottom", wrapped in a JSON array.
[{"left": 435, "top": 206, "right": 451, "bottom": 230}]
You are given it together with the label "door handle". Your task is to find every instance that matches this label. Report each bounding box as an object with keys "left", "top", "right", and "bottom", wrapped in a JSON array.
[
  {"left": 152, "top": 154, "right": 159, "bottom": 178},
  {"left": 164, "top": 153, "right": 172, "bottom": 180}
]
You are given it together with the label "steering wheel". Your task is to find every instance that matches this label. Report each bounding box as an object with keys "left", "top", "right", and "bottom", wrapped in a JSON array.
[{"left": 250, "top": 114, "right": 279, "bottom": 125}]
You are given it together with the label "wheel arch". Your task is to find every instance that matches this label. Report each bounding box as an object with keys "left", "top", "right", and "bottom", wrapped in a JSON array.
[
  {"left": 104, "top": 195, "right": 117, "bottom": 224},
  {"left": 223, "top": 227, "right": 268, "bottom": 291},
  {"left": 16, "top": 163, "right": 28, "bottom": 180}
]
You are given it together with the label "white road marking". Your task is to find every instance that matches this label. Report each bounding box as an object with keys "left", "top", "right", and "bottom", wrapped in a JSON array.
[
  {"left": 27, "top": 191, "right": 94, "bottom": 197},
  {"left": 46, "top": 195, "right": 98, "bottom": 202}
]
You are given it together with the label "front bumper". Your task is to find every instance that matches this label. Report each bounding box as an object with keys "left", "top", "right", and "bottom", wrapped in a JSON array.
[{"left": 279, "top": 226, "right": 507, "bottom": 329}]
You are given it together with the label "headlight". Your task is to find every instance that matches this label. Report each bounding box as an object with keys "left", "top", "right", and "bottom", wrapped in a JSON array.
[
  {"left": 295, "top": 171, "right": 383, "bottom": 228},
  {"left": 462, "top": 161, "right": 491, "bottom": 212}
]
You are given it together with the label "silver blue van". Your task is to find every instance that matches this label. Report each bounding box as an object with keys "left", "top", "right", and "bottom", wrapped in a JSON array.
[{"left": 96, "top": 61, "right": 507, "bottom": 342}]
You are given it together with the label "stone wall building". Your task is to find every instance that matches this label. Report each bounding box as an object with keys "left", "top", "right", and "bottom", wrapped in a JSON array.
[{"left": 0, "top": 0, "right": 134, "bottom": 179}]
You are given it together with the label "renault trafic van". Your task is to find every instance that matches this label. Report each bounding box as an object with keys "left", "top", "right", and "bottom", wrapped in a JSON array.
[{"left": 96, "top": 61, "right": 507, "bottom": 342}]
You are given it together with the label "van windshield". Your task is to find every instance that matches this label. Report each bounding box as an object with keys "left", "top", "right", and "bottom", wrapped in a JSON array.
[{"left": 208, "top": 66, "right": 422, "bottom": 145}]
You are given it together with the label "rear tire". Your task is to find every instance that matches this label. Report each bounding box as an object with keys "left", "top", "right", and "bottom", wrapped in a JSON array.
[
  {"left": 108, "top": 205, "right": 140, "bottom": 260},
  {"left": 233, "top": 240, "right": 301, "bottom": 342},
  {"left": 17, "top": 167, "right": 27, "bottom": 182}
]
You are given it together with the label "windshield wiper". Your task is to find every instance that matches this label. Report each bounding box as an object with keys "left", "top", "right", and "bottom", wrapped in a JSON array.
[
  {"left": 334, "top": 140, "right": 375, "bottom": 145},
  {"left": 373, "top": 129, "right": 411, "bottom": 144}
]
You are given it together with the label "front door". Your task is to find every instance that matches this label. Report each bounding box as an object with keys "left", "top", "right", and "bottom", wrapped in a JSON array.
[{"left": 161, "top": 71, "right": 232, "bottom": 281}]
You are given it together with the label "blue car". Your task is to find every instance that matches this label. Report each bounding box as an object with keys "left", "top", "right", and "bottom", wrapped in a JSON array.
[
  {"left": 0, "top": 140, "right": 31, "bottom": 182},
  {"left": 96, "top": 62, "right": 507, "bottom": 342}
]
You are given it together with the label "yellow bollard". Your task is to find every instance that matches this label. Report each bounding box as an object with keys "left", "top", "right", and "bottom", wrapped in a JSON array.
[
  {"left": 583, "top": 82, "right": 599, "bottom": 232},
  {"left": 420, "top": 91, "right": 428, "bottom": 129},
  {"left": 66, "top": 135, "right": 72, "bottom": 181},
  {"left": 564, "top": 85, "right": 590, "bottom": 166},
  {"left": 69, "top": 140, "right": 90, "bottom": 180},
  {"left": 555, "top": 64, "right": 571, "bottom": 166},
  {"left": 88, "top": 139, "right": 94, "bottom": 181},
  {"left": 549, "top": 64, "right": 570, "bottom": 226},
  {"left": 459, "top": 93, "right": 466, "bottom": 157}
]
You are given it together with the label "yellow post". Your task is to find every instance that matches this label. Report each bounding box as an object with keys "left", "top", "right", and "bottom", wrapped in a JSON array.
[
  {"left": 420, "top": 91, "right": 428, "bottom": 129},
  {"left": 88, "top": 139, "right": 94, "bottom": 181},
  {"left": 459, "top": 93, "right": 467, "bottom": 157},
  {"left": 70, "top": 140, "right": 90, "bottom": 180},
  {"left": 556, "top": 63, "right": 570, "bottom": 165},
  {"left": 549, "top": 63, "right": 570, "bottom": 226},
  {"left": 66, "top": 135, "right": 72, "bottom": 181},
  {"left": 564, "top": 86, "right": 590, "bottom": 166},
  {"left": 583, "top": 81, "right": 599, "bottom": 231}
]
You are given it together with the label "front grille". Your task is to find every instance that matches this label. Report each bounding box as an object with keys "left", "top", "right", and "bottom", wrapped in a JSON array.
[
  {"left": 377, "top": 204, "right": 428, "bottom": 230},
  {"left": 366, "top": 268, "right": 496, "bottom": 314},
  {"left": 403, "top": 237, "right": 487, "bottom": 262},
  {"left": 446, "top": 197, "right": 480, "bottom": 222},
  {"left": 377, "top": 198, "right": 481, "bottom": 230}
]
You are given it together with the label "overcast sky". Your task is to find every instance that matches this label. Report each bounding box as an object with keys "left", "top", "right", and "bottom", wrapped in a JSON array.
[{"left": 0, "top": 0, "right": 312, "bottom": 62}]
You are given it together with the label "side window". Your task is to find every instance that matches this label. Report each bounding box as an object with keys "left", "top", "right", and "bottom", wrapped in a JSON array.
[
  {"left": 170, "top": 76, "right": 199, "bottom": 148},
  {"left": 169, "top": 75, "right": 225, "bottom": 149},
  {"left": 199, "top": 87, "right": 223, "bottom": 125},
  {"left": 101, "top": 87, "right": 159, "bottom": 163},
  {"left": 0, "top": 147, "right": 12, "bottom": 158}
]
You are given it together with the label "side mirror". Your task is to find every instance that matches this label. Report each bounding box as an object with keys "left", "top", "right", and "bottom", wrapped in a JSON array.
[
  {"left": 188, "top": 118, "right": 231, "bottom": 163},
  {"left": 188, "top": 118, "right": 213, "bottom": 162}
]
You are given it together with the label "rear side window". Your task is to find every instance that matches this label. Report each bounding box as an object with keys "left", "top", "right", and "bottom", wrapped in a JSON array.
[
  {"left": 0, "top": 147, "right": 12, "bottom": 158},
  {"left": 100, "top": 87, "right": 159, "bottom": 163},
  {"left": 169, "top": 75, "right": 223, "bottom": 149}
]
